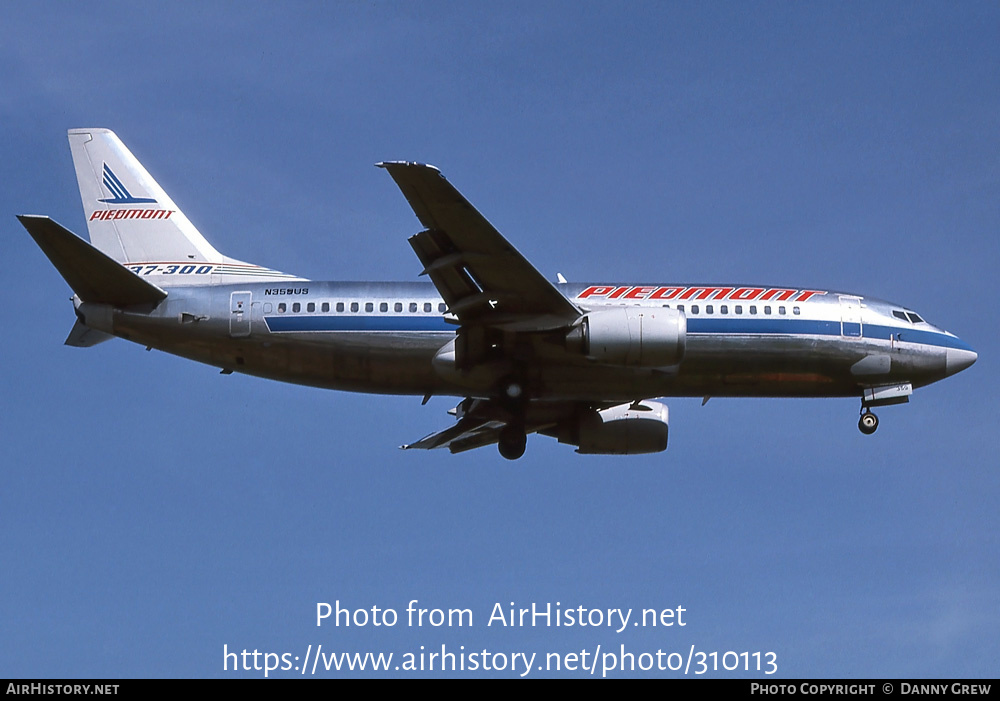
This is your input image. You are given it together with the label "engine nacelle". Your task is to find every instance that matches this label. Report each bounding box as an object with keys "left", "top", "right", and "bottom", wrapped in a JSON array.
[
  {"left": 561, "top": 401, "right": 670, "bottom": 455},
  {"left": 569, "top": 307, "right": 686, "bottom": 367}
]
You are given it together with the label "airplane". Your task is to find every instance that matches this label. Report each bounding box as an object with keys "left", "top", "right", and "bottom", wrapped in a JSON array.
[{"left": 19, "top": 128, "right": 977, "bottom": 460}]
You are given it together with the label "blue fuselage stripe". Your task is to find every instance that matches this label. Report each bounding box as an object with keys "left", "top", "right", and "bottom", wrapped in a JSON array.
[
  {"left": 685, "top": 319, "right": 971, "bottom": 350},
  {"left": 262, "top": 315, "right": 970, "bottom": 351},
  {"left": 686, "top": 318, "right": 839, "bottom": 336},
  {"left": 265, "top": 315, "right": 452, "bottom": 333}
]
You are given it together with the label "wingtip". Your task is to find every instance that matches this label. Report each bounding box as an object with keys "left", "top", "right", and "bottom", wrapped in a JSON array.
[
  {"left": 376, "top": 161, "right": 441, "bottom": 173},
  {"left": 16, "top": 214, "right": 54, "bottom": 233}
]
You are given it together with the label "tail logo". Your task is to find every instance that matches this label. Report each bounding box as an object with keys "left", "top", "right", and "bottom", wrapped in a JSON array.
[{"left": 97, "top": 164, "right": 157, "bottom": 204}]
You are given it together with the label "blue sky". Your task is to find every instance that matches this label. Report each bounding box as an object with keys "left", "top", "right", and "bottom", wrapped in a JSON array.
[{"left": 2, "top": 2, "right": 997, "bottom": 678}]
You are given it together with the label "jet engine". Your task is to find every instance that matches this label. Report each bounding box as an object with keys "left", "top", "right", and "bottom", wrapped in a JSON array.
[
  {"left": 556, "top": 401, "right": 670, "bottom": 454},
  {"left": 567, "top": 307, "right": 686, "bottom": 367}
]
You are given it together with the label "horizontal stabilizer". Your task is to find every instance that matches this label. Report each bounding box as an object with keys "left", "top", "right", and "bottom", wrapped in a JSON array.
[
  {"left": 64, "top": 319, "right": 113, "bottom": 347},
  {"left": 18, "top": 215, "right": 166, "bottom": 307}
]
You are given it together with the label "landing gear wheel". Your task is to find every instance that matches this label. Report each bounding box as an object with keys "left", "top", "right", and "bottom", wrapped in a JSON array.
[
  {"left": 858, "top": 411, "right": 879, "bottom": 435},
  {"left": 498, "top": 424, "right": 527, "bottom": 460}
]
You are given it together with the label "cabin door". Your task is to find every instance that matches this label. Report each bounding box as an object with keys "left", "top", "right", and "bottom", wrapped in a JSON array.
[
  {"left": 230, "top": 291, "right": 252, "bottom": 338},
  {"left": 839, "top": 295, "right": 862, "bottom": 338}
]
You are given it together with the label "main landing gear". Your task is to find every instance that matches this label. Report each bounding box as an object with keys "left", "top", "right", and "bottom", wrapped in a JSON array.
[
  {"left": 497, "top": 375, "right": 527, "bottom": 460},
  {"left": 498, "top": 423, "right": 527, "bottom": 460},
  {"left": 858, "top": 408, "right": 879, "bottom": 435}
]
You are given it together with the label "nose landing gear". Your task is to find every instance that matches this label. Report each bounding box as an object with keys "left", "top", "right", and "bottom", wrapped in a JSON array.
[
  {"left": 857, "top": 383, "right": 911, "bottom": 435},
  {"left": 858, "top": 409, "right": 879, "bottom": 435}
]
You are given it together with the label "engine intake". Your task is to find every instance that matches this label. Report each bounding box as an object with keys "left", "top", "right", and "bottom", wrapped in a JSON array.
[{"left": 558, "top": 401, "right": 670, "bottom": 454}]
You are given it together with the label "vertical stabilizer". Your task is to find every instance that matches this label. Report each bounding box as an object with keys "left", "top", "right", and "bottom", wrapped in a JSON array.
[
  {"left": 66, "top": 129, "right": 304, "bottom": 285},
  {"left": 68, "top": 129, "right": 223, "bottom": 264}
]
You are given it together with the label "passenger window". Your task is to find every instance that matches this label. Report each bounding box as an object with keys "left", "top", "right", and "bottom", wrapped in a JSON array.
[
  {"left": 720, "top": 305, "right": 727, "bottom": 314},
  {"left": 764, "top": 305, "right": 771, "bottom": 315},
  {"left": 793, "top": 306, "right": 800, "bottom": 315},
  {"left": 278, "top": 303, "right": 286, "bottom": 313},
  {"left": 677, "top": 304, "right": 684, "bottom": 312},
  {"left": 350, "top": 302, "right": 359, "bottom": 312},
  {"left": 395, "top": 302, "right": 403, "bottom": 312},
  {"left": 409, "top": 302, "right": 418, "bottom": 313},
  {"left": 337, "top": 302, "right": 345, "bottom": 312},
  {"left": 292, "top": 302, "right": 301, "bottom": 313},
  {"left": 307, "top": 302, "right": 315, "bottom": 313},
  {"left": 438, "top": 303, "right": 446, "bottom": 312},
  {"left": 321, "top": 302, "right": 329, "bottom": 312},
  {"left": 424, "top": 302, "right": 432, "bottom": 313},
  {"left": 778, "top": 306, "right": 785, "bottom": 315},
  {"left": 706, "top": 305, "right": 713, "bottom": 314},
  {"left": 735, "top": 305, "right": 742, "bottom": 314},
  {"left": 691, "top": 305, "right": 699, "bottom": 314},
  {"left": 749, "top": 305, "right": 757, "bottom": 315},
  {"left": 379, "top": 302, "right": 388, "bottom": 312},
  {"left": 365, "top": 302, "right": 374, "bottom": 312}
]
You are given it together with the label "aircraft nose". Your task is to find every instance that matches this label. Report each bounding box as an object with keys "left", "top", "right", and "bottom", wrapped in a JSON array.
[{"left": 945, "top": 346, "right": 977, "bottom": 376}]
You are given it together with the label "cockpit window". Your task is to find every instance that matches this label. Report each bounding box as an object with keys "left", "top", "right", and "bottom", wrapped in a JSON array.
[{"left": 893, "top": 309, "right": 926, "bottom": 324}]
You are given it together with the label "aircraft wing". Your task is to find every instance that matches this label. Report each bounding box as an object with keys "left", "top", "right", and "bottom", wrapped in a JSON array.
[
  {"left": 378, "top": 162, "right": 581, "bottom": 331},
  {"left": 402, "top": 415, "right": 509, "bottom": 454},
  {"left": 402, "top": 398, "right": 573, "bottom": 454}
]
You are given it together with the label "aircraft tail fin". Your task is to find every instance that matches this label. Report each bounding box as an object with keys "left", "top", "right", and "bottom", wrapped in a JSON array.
[
  {"left": 68, "top": 128, "right": 224, "bottom": 265},
  {"left": 18, "top": 214, "right": 167, "bottom": 307},
  {"left": 65, "top": 129, "right": 305, "bottom": 286}
]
